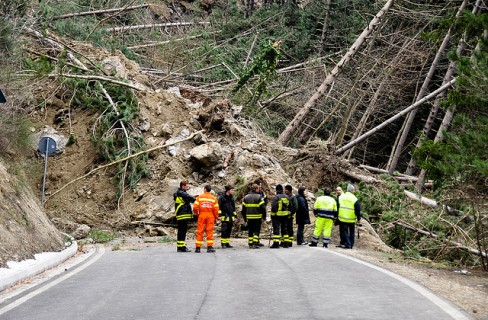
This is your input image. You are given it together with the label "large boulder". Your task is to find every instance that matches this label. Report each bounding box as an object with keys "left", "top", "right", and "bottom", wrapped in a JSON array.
[{"left": 189, "top": 142, "right": 223, "bottom": 167}]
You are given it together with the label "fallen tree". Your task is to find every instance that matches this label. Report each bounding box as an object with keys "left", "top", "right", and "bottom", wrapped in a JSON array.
[{"left": 394, "top": 221, "right": 487, "bottom": 258}]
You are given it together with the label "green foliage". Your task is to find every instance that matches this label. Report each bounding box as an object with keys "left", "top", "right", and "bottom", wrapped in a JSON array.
[
  {"left": 88, "top": 229, "right": 116, "bottom": 243},
  {"left": 234, "top": 40, "right": 281, "bottom": 102},
  {"left": 415, "top": 115, "right": 488, "bottom": 193},
  {"left": 39, "top": 0, "right": 145, "bottom": 58},
  {"left": 63, "top": 76, "right": 149, "bottom": 200},
  {"left": 0, "top": 114, "right": 34, "bottom": 158},
  {"left": 158, "top": 236, "right": 176, "bottom": 243},
  {"left": 23, "top": 56, "right": 55, "bottom": 76}
]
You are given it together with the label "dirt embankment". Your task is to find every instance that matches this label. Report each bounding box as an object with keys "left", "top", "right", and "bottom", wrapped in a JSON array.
[{"left": 0, "top": 161, "right": 64, "bottom": 267}]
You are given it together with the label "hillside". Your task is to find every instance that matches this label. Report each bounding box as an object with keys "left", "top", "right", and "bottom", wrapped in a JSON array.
[
  {"left": 0, "top": 0, "right": 486, "bottom": 318},
  {"left": 0, "top": 161, "right": 64, "bottom": 267}
]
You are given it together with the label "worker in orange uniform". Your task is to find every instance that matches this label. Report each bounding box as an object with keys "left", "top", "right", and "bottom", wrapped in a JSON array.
[{"left": 193, "top": 185, "right": 220, "bottom": 253}]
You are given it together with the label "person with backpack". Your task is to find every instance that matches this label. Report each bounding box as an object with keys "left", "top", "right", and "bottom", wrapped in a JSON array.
[
  {"left": 174, "top": 180, "right": 196, "bottom": 253},
  {"left": 242, "top": 183, "right": 267, "bottom": 249},
  {"left": 309, "top": 187, "right": 337, "bottom": 248},
  {"left": 295, "top": 186, "right": 311, "bottom": 245},
  {"left": 219, "top": 185, "right": 236, "bottom": 248},
  {"left": 270, "top": 184, "right": 290, "bottom": 248},
  {"left": 284, "top": 184, "right": 298, "bottom": 247},
  {"left": 193, "top": 185, "right": 220, "bottom": 253}
]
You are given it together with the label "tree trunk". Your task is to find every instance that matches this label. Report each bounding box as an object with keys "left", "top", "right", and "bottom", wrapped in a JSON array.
[
  {"left": 334, "top": 79, "right": 456, "bottom": 155},
  {"left": 52, "top": 4, "right": 149, "bottom": 20},
  {"left": 318, "top": 0, "right": 332, "bottom": 56},
  {"left": 414, "top": 0, "right": 483, "bottom": 191},
  {"left": 107, "top": 22, "right": 209, "bottom": 33},
  {"left": 345, "top": 78, "right": 386, "bottom": 159},
  {"left": 277, "top": 0, "right": 395, "bottom": 145},
  {"left": 388, "top": 0, "right": 468, "bottom": 175},
  {"left": 394, "top": 221, "right": 487, "bottom": 258}
]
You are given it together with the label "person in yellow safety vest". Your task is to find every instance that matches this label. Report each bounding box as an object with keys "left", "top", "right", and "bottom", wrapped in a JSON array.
[
  {"left": 335, "top": 186, "right": 345, "bottom": 247},
  {"left": 218, "top": 185, "right": 236, "bottom": 248},
  {"left": 309, "top": 187, "right": 337, "bottom": 248},
  {"left": 338, "top": 184, "right": 361, "bottom": 249},
  {"left": 193, "top": 185, "right": 220, "bottom": 253},
  {"left": 174, "top": 180, "right": 196, "bottom": 252},
  {"left": 270, "top": 184, "right": 290, "bottom": 248},
  {"left": 242, "top": 183, "right": 267, "bottom": 249}
]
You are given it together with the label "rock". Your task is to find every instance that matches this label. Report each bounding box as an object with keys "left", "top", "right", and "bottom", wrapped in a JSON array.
[
  {"left": 217, "top": 170, "right": 226, "bottom": 178},
  {"left": 33, "top": 126, "right": 68, "bottom": 154},
  {"left": 231, "top": 105, "right": 243, "bottom": 118},
  {"left": 193, "top": 133, "right": 207, "bottom": 145},
  {"left": 73, "top": 224, "right": 91, "bottom": 240},
  {"left": 190, "top": 142, "right": 222, "bottom": 167},
  {"left": 166, "top": 87, "right": 181, "bottom": 97},
  {"left": 155, "top": 227, "right": 169, "bottom": 236},
  {"left": 101, "top": 56, "right": 128, "bottom": 78},
  {"left": 252, "top": 154, "right": 270, "bottom": 167},
  {"left": 167, "top": 129, "right": 190, "bottom": 156}
]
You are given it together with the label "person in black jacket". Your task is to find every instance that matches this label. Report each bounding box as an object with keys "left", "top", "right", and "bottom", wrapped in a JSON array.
[
  {"left": 219, "top": 185, "right": 236, "bottom": 248},
  {"left": 242, "top": 183, "right": 267, "bottom": 249},
  {"left": 295, "top": 186, "right": 311, "bottom": 245},
  {"left": 270, "top": 184, "right": 290, "bottom": 248},
  {"left": 174, "top": 180, "right": 196, "bottom": 252},
  {"left": 284, "top": 184, "right": 297, "bottom": 247}
]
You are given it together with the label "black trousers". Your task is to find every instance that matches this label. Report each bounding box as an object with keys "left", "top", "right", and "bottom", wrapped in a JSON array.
[
  {"left": 296, "top": 223, "right": 305, "bottom": 244},
  {"left": 272, "top": 216, "right": 288, "bottom": 243},
  {"left": 221, "top": 221, "right": 232, "bottom": 239},
  {"left": 248, "top": 219, "right": 262, "bottom": 245},
  {"left": 177, "top": 220, "right": 189, "bottom": 248},
  {"left": 339, "top": 222, "right": 355, "bottom": 248},
  {"left": 286, "top": 216, "right": 294, "bottom": 243}
]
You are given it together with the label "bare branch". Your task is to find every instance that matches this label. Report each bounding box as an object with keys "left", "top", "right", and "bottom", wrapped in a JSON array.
[
  {"left": 107, "top": 21, "right": 210, "bottom": 33},
  {"left": 52, "top": 4, "right": 149, "bottom": 20},
  {"left": 45, "top": 130, "right": 205, "bottom": 203}
]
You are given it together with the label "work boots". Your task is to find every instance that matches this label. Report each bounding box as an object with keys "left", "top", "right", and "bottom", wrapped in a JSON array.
[
  {"left": 309, "top": 242, "right": 318, "bottom": 247},
  {"left": 177, "top": 247, "right": 191, "bottom": 252},
  {"left": 195, "top": 247, "right": 201, "bottom": 253},
  {"left": 323, "top": 243, "right": 328, "bottom": 248},
  {"left": 225, "top": 243, "right": 233, "bottom": 248},
  {"left": 270, "top": 243, "right": 280, "bottom": 249},
  {"left": 207, "top": 246, "right": 216, "bottom": 253}
]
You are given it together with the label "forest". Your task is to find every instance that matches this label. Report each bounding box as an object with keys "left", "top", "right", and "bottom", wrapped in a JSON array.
[{"left": 0, "top": 0, "right": 486, "bottom": 270}]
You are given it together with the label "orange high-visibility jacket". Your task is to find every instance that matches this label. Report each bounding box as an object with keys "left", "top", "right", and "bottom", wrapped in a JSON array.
[{"left": 193, "top": 192, "right": 219, "bottom": 218}]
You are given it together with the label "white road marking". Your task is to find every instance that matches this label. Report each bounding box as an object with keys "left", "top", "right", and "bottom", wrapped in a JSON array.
[
  {"left": 0, "top": 246, "right": 105, "bottom": 316},
  {"left": 325, "top": 248, "right": 471, "bottom": 320}
]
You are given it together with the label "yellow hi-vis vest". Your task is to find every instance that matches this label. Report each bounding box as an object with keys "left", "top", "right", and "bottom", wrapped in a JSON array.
[
  {"left": 175, "top": 196, "right": 192, "bottom": 220},
  {"left": 338, "top": 192, "right": 358, "bottom": 223},
  {"left": 314, "top": 195, "right": 337, "bottom": 219}
]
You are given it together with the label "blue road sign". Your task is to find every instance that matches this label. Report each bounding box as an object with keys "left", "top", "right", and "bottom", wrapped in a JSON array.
[{"left": 38, "top": 137, "right": 57, "bottom": 156}]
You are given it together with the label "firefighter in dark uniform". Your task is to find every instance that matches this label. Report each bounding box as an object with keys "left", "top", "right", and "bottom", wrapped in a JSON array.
[
  {"left": 242, "top": 183, "right": 266, "bottom": 249},
  {"left": 270, "top": 184, "right": 290, "bottom": 248},
  {"left": 174, "top": 180, "right": 196, "bottom": 252},
  {"left": 254, "top": 178, "right": 268, "bottom": 247},
  {"left": 284, "top": 184, "right": 297, "bottom": 247},
  {"left": 219, "top": 185, "right": 236, "bottom": 248}
]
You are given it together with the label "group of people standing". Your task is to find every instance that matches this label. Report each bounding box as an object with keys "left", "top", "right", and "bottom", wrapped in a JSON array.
[
  {"left": 310, "top": 184, "right": 361, "bottom": 249},
  {"left": 173, "top": 179, "right": 360, "bottom": 253}
]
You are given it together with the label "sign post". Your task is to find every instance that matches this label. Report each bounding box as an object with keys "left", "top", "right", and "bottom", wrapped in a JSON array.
[
  {"left": 38, "top": 137, "right": 57, "bottom": 205},
  {"left": 0, "top": 88, "right": 6, "bottom": 104}
]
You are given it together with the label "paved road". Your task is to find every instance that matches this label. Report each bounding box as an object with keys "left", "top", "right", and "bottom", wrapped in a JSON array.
[{"left": 0, "top": 245, "right": 470, "bottom": 320}]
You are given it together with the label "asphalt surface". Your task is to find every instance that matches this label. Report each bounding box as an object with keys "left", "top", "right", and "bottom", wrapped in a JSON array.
[{"left": 0, "top": 244, "right": 471, "bottom": 320}]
